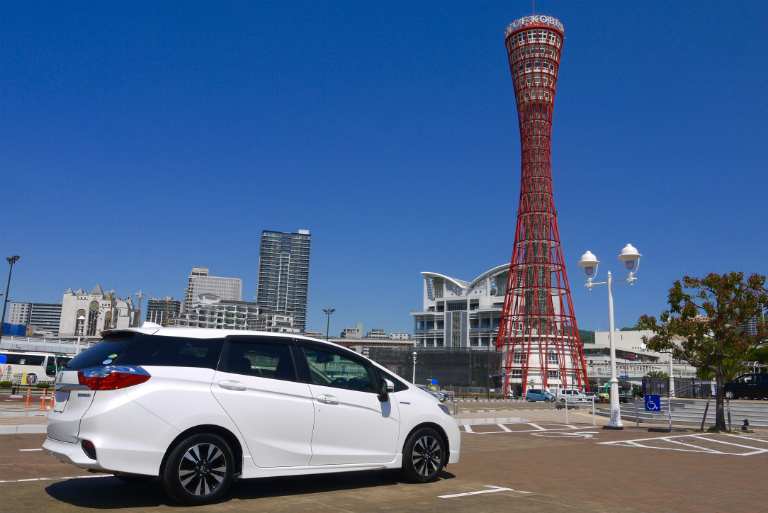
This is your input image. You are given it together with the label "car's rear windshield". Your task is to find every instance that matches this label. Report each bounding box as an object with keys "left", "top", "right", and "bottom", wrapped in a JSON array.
[{"left": 67, "top": 333, "right": 225, "bottom": 370}]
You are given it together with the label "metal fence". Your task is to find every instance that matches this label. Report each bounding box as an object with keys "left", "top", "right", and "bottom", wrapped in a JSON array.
[
  {"left": 642, "top": 377, "right": 713, "bottom": 399},
  {"left": 366, "top": 347, "right": 503, "bottom": 389}
]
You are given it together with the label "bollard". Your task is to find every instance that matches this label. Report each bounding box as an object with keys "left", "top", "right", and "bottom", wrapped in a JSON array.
[
  {"left": 39, "top": 388, "right": 48, "bottom": 410},
  {"left": 49, "top": 393, "right": 54, "bottom": 410},
  {"left": 24, "top": 386, "right": 31, "bottom": 407}
]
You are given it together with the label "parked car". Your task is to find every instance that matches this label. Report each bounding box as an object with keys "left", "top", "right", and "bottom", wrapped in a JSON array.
[
  {"left": 724, "top": 373, "right": 768, "bottom": 400},
  {"left": 416, "top": 384, "right": 447, "bottom": 402},
  {"left": 43, "top": 327, "right": 461, "bottom": 505},
  {"left": 554, "top": 388, "right": 589, "bottom": 403},
  {"left": 525, "top": 389, "right": 555, "bottom": 402}
]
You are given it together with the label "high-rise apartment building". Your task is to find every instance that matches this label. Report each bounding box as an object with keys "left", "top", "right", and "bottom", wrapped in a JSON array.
[
  {"left": 184, "top": 267, "right": 242, "bottom": 308},
  {"left": 256, "top": 229, "right": 311, "bottom": 333}
]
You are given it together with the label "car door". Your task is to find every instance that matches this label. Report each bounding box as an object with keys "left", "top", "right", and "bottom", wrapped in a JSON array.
[
  {"left": 211, "top": 337, "right": 314, "bottom": 468},
  {"left": 298, "top": 344, "right": 400, "bottom": 466}
]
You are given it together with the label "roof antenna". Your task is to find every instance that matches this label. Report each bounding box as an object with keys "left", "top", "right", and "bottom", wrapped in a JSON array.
[{"left": 532, "top": 0, "right": 535, "bottom": 14}]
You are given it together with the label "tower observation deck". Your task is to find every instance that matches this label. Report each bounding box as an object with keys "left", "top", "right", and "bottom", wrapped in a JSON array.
[{"left": 495, "top": 15, "right": 589, "bottom": 394}]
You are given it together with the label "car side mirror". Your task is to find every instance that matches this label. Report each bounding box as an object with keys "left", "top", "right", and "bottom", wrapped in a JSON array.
[{"left": 378, "top": 378, "right": 394, "bottom": 402}]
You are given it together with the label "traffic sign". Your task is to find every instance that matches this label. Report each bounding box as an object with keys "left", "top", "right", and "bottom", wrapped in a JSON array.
[
  {"left": 619, "top": 375, "right": 629, "bottom": 380},
  {"left": 645, "top": 395, "right": 661, "bottom": 411}
]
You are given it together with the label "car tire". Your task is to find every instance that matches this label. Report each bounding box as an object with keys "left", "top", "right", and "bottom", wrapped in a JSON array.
[
  {"left": 559, "top": 398, "right": 566, "bottom": 403},
  {"left": 114, "top": 472, "right": 155, "bottom": 484},
  {"left": 724, "top": 390, "right": 735, "bottom": 400},
  {"left": 162, "top": 433, "right": 234, "bottom": 505},
  {"left": 526, "top": 397, "right": 533, "bottom": 402},
  {"left": 401, "top": 427, "right": 446, "bottom": 483}
]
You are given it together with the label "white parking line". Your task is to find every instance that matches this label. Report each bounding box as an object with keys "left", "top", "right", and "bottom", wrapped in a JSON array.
[
  {"left": 439, "top": 485, "right": 531, "bottom": 499},
  {"left": 599, "top": 433, "right": 768, "bottom": 456},
  {"left": 19, "top": 448, "right": 43, "bottom": 452},
  {"left": 464, "top": 423, "right": 597, "bottom": 435},
  {"left": 0, "top": 474, "right": 111, "bottom": 484}
]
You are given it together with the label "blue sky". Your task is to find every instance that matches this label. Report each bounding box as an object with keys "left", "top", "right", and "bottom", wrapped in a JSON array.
[{"left": 1, "top": 1, "right": 767, "bottom": 336}]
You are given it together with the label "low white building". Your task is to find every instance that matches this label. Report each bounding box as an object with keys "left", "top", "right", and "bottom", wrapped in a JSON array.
[
  {"left": 583, "top": 330, "right": 698, "bottom": 388},
  {"left": 175, "top": 295, "right": 297, "bottom": 333}
]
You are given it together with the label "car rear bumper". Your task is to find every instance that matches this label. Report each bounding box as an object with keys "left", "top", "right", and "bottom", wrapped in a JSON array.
[{"left": 43, "top": 437, "right": 107, "bottom": 472}]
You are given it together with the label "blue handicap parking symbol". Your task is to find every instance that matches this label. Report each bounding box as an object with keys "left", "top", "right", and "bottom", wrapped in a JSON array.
[{"left": 645, "top": 395, "right": 661, "bottom": 411}]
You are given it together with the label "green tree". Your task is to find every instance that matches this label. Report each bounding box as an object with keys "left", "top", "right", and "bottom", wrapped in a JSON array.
[
  {"left": 645, "top": 370, "right": 668, "bottom": 378},
  {"left": 637, "top": 272, "right": 768, "bottom": 431},
  {"left": 746, "top": 343, "right": 768, "bottom": 365},
  {"left": 694, "top": 358, "right": 746, "bottom": 382}
]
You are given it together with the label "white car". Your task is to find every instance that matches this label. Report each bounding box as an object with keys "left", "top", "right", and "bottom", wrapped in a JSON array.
[
  {"left": 43, "top": 327, "right": 460, "bottom": 505},
  {"left": 554, "top": 388, "right": 589, "bottom": 403}
]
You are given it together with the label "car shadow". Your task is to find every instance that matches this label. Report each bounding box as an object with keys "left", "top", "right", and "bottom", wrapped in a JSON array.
[
  {"left": 46, "top": 470, "right": 456, "bottom": 508},
  {"left": 46, "top": 477, "right": 170, "bottom": 508}
]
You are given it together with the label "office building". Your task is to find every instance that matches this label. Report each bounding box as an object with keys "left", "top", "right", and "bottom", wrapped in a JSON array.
[
  {"left": 145, "top": 297, "right": 182, "bottom": 326},
  {"left": 256, "top": 229, "right": 311, "bottom": 333},
  {"left": 8, "top": 302, "right": 64, "bottom": 335},
  {"left": 184, "top": 267, "right": 242, "bottom": 308}
]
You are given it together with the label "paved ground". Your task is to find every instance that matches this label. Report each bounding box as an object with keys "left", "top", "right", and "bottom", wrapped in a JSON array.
[{"left": 0, "top": 397, "right": 766, "bottom": 512}]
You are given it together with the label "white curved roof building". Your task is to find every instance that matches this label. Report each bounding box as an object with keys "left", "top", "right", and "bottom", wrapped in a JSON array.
[{"left": 411, "top": 265, "right": 510, "bottom": 349}]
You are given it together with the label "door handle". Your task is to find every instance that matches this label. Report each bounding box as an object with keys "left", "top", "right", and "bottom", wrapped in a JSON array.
[
  {"left": 316, "top": 395, "right": 339, "bottom": 405},
  {"left": 218, "top": 380, "right": 246, "bottom": 391}
]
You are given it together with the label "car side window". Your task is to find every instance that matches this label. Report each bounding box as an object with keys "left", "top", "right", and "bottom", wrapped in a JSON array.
[
  {"left": 223, "top": 341, "right": 297, "bottom": 382},
  {"left": 303, "top": 347, "right": 376, "bottom": 393}
]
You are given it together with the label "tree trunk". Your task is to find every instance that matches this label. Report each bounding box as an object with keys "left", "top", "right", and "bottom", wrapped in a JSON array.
[{"left": 714, "top": 370, "right": 726, "bottom": 431}]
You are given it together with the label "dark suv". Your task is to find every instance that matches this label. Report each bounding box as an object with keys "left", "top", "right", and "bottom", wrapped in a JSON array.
[{"left": 723, "top": 373, "right": 768, "bottom": 400}]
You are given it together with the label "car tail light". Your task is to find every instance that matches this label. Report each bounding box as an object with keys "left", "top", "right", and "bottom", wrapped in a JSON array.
[{"left": 78, "top": 366, "right": 150, "bottom": 390}]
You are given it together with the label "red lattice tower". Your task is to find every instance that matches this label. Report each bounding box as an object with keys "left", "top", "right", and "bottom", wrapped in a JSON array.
[{"left": 495, "top": 15, "right": 589, "bottom": 393}]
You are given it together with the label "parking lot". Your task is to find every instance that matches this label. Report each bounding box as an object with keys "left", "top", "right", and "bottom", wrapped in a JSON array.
[{"left": 1, "top": 402, "right": 766, "bottom": 512}]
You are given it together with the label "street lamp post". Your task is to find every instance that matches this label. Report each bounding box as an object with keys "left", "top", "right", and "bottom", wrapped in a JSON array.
[
  {"left": 578, "top": 244, "right": 642, "bottom": 430},
  {"left": 323, "top": 308, "right": 335, "bottom": 340},
  {"left": 0, "top": 255, "right": 20, "bottom": 344},
  {"left": 412, "top": 351, "right": 417, "bottom": 383}
]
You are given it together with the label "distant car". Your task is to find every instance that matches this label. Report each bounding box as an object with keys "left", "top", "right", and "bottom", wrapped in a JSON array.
[
  {"left": 416, "top": 384, "right": 447, "bottom": 402},
  {"left": 554, "top": 388, "right": 589, "bottom": 403},
  {"left": 525, "top": 389, "right": 555, "bottom": 402},
  {"left": 583, "top": 392, "right": 599, "bottom": 401}
]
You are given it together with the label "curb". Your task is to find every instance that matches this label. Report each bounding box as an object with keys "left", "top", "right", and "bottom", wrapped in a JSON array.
[{"left": 0, "top": 425, "right": 47, "bottom": 435}]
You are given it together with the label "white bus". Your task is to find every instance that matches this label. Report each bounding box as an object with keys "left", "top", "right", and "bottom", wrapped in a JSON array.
[{"left": 0, "top": 351, "right": 64, "bottom": 385}]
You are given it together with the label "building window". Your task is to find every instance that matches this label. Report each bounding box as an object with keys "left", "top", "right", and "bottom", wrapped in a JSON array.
[
  {"left": 548, "top": 351, "right": 559, "bottom": 364},
  {"left": 548, "top": 370, "right": 559, "bottom": 378},
  {"left": 512, "top": 370, "right": 522, "bottom": 378},
  {"left": 513, "top": 351, "right": 524, "bottom": 364}
]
